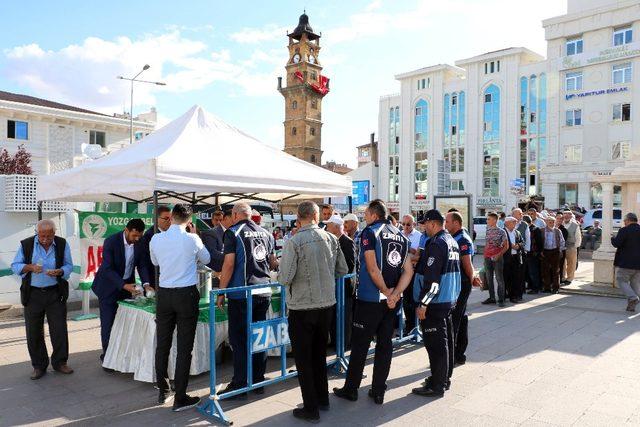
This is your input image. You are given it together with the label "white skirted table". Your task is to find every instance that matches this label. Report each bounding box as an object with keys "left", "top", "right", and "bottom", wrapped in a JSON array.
[{"left": 102, "top": 295, "right": 283, "bottom": 383}]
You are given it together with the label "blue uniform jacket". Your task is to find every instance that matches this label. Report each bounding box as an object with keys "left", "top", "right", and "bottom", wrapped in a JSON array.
[
  {"left": 414, "top": 229, "right": 461, "bottom": 309},
  {"left": 357, "top": 220, "right": 409, "bottom": 302}
]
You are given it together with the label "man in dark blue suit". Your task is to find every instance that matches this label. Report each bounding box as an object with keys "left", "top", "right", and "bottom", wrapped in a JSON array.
[
  {"left": 92, "top": 219, "right": 148, "bottom": 365},
  {"left": 201, "top": 209, "right": 233, "bottom": 276},
  {"left": 138, "top": 206, "right": 172, "bottom": 288}
]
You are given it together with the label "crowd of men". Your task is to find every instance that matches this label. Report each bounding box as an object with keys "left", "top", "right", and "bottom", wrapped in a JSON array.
[
  {"left": 10, "top": 199, "right": 640, "bottom": 422},
  {"left": 482, "top": 207, "right": 583, "bottom": 307}
]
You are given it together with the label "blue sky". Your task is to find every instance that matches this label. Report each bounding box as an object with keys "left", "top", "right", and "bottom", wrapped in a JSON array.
[{"left": 0, "top": 0, "right": 566, "bottom": 167}]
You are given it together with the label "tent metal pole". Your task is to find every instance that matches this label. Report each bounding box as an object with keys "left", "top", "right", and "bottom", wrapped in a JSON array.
[
  {"left": 348, "top": 196, "right": 353, "bottom": 213},
  {"left": 153, "top": 190, "right": 159, "bottom": 286},
  {"left": 37, "top": 201, "right": 43, "bottom": 221}
]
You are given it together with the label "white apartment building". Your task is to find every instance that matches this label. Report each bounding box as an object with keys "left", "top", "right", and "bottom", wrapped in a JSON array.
[
  {"left": 377, "top": 0, "right": 640, "bottom": 216},
  {"left": 0, "top": 90, "right": 156, "bottom": 305}
]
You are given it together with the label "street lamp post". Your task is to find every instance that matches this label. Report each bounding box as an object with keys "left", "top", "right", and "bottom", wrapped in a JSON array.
[{"left": 117, "top": 65, "right": 166, "bottom": 144}]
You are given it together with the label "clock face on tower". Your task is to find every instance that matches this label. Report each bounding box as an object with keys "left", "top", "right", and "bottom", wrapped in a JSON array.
[
  {"left": 308, "top": 55, "right": 316, "bottom": 64},
  {"left": 293, "top": 53, "right": 301, "bottom": 63}
]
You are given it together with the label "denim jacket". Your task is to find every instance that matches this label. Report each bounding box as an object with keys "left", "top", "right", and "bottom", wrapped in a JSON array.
[{"left": 278, "top": 224, "right": 348, "bottom": 310}]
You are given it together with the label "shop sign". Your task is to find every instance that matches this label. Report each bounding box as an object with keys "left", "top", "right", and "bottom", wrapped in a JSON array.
[
  {"left": 565, "top": 86, "right": 628, "bottom": 101},
  {"left": 386, "top": 202, "right": 400, "bottom": 212},
  {"left": 476, "top": 196, "right": 504, "bottom": 207},
  {"left": 560, "top": 43, "right": 640, "bottom": 70}
]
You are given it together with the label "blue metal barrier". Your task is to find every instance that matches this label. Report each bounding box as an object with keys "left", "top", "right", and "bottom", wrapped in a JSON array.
[
  {"left": 198, "top": 275, "right": 422, "bottom": 424},
  {"left": 328, "top": 273, "right": 356, "bottom": 374}
]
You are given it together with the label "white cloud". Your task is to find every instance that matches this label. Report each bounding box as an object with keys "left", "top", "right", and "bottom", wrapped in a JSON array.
[
  {"left": 3, "top": 30, "right": 287, "bottom": 115},
  {"left": 230, "top": 24, "right": 288, "bottom": 44},
  {"left": 365, "top": 0, "right": 383, "bottom": 12}
]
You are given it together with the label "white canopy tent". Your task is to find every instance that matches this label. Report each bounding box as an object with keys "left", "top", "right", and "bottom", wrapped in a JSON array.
[{"left": 37, "top": 105, "right": 352, "bottom": 207}]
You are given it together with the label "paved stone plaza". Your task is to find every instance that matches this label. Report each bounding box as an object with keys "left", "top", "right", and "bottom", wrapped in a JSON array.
[{"left": 1, "top": 261, "right": 639, "bottom": 426}]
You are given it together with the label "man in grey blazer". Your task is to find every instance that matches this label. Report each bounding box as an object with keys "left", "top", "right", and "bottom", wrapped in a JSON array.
[{"left": 201, "top": 209, "right": 234, "bottom": 281}]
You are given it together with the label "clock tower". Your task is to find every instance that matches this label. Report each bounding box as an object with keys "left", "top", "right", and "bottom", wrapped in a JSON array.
[{"left": 278, "top": 12, "right": 329, "bottom": 166}]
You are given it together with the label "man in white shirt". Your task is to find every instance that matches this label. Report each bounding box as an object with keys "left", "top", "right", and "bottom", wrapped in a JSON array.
[
  {"left": 150, "top": 204, "right": 210, "bottom": 412},
  {"left": 401, "top": 214, "right": 422, "bottom": 334},
  {"left": 402, "top": 215, "right": 422, "bottom": 251},
  {"left": 527, "top": 207, "right": 546, "bottom": 229}
]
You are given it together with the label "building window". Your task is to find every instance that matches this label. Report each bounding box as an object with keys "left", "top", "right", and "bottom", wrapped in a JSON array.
[
  {"left": 539, "top": 73, "right": 547, "bottom": 134},
  {"left": 292, "top": 127, "right": 297, "bottom": 135},
  {"left": 414, "top": 99, "right": 429, "bottom": 198},
  {"left": 414, "top": 99, "right": 428, "bottom": 151},
  {"left": 614, "top": 26, "right": 633, "bottom": 46},
  {"left": 389, "top": 105, "right": 400, "bottom": 202},
  {"left": 310, "top": 72, "right": 317, "bottom": 81},
  {"left": 529, "top": 74, "right": 538, "bottom": 133},
  {"left": 612, "top": 141, "right": 631, "bottom": 160},
  {"left": 483, "top": 84, "right": 500, "bottom": 141},
  {"left": 559, "top": 183, "right": 578, "bottom": 207},
  {"left": 612, "top": 63, "right": 632, "bottom": 84},
  {"left": 566, "top": 37, "right": 583, "bottom": 56},
  {"left": 613, "top": 103, "right": 631, "bottom": 122},
  {"left": 89, "top": 130, "right": 106, "bottom": 147},
  {"left": 311, "top": 99, "right": 317, "bottom": 109},
  {"left": 443, "top": 91, "right": 465, "bottom": 173},
  {"left": 483, "top": 143, "right": 500, "bottom": 196},
  {"left": 310, "top": 154, "right": 316, "bottom": 164},
  {"left": 292, "top": 100, "right": 298, "bottom": 109},
  {"left": 565, "top": 72, "right": 583, "bottom": 91},
  {"left": 520, "top": 77, "right": 528, "bottom": 135},
  {"left": 484, "top": 61, "right": 499, "bottom": 74},
  {"left": 310, "top": 127, "right": 315, "bottom": 136},
  {"left": 421, "top": 78, "right": 426, "bottom": 89},
  {"left": 566, "top": 109, "right": 582, "bottom": 126},
  {"left": 451, "top": 180, "right": 464, "bottom": 191},
  {"left": 7, "top": 120, "right": 29, "bottom": 140},
  {"left": 590, "top": 183, "right": 623, "bottom": 208},
  {"left": 563, "top": 145, "right": 583, "bottom": 163}
]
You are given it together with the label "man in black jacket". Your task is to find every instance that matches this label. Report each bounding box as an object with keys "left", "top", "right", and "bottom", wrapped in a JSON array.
[
  {"left": 503, "top": 217, "right": 525, "bottom": 303},
  {"left": 201, "top": 209, "right": 233, "bottom": 281},
  {"left": 524, "top": 215, "right": 544, "bottom": 294},
  {"left": 612, "top": 212, "right": 640, "bottom": 312}
]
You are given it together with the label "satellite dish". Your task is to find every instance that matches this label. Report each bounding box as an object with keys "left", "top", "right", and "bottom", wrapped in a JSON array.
[{"left": 83, "top": 143, "right": 104, "bottom": 160}]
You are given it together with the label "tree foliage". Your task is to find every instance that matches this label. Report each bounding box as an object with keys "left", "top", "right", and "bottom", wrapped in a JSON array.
[{"left": 0, "top": 144, "right": 33, "bottom": 175}]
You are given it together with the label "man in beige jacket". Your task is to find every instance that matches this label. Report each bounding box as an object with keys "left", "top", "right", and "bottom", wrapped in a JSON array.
[
  {"left": 562, "top": 210, "right": 582, "bottom": 284},
  {"left": 278, "top": 200, "right": 348, "bottom": 423}
]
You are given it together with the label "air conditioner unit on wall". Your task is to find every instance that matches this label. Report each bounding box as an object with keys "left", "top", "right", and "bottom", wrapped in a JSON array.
[{"left": 3, "top": 175, "right": 67, "bottom": 212}]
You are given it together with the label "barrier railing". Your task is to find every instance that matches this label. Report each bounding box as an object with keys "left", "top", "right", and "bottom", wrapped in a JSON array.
[
  {"left": 198, "top": 274, "right": 421, "bottom": 424},
  {"left": 328, "top": 273, "right": 356, "bottom": 374}
]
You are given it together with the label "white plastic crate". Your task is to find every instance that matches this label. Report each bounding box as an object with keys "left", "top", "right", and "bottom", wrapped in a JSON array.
[{"left": 4, "top": 174, "right": 67, "bottom": 212}]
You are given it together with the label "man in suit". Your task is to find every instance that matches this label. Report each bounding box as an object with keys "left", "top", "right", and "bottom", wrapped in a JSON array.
[
  {"left": 139, "top": 206, "right": 172, "bottom": 289},
  {"left": 201, "top": 209, "right": 233, "bottom": 280},
  {"left": 92, "top": 219, "right": 148, "bottom": 366},
  {"left": 503, "top": 217, "right": 525, "bottom": 303}
]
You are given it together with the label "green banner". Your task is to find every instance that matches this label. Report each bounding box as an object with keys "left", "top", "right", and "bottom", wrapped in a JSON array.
[{"left": 78, "top": 211, "right": 154, "bottom": 285}]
